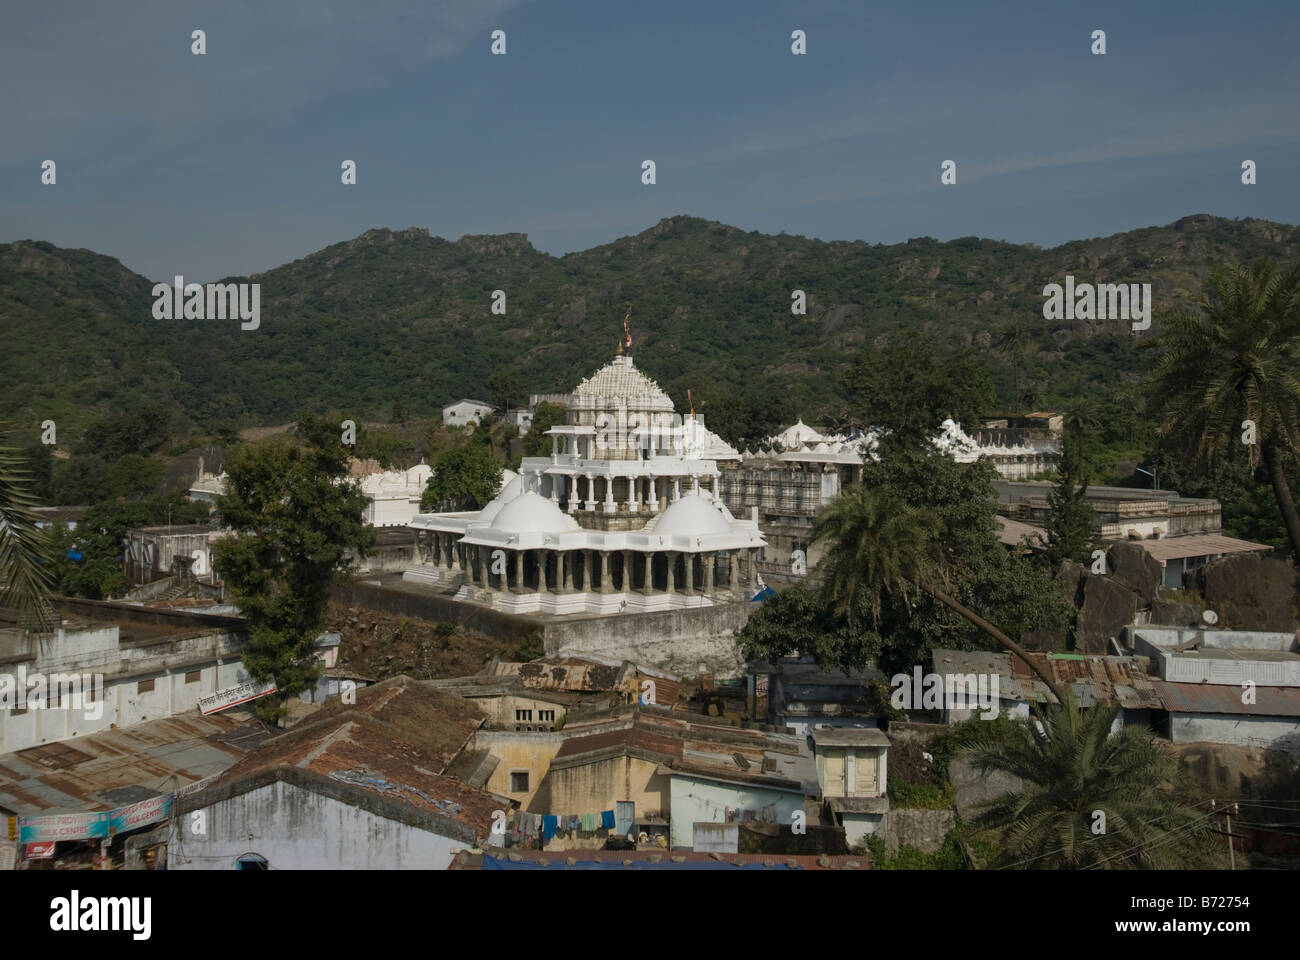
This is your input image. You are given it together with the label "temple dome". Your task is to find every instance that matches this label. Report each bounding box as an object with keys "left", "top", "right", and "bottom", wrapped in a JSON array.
[
  {"left": 569, "top": 355, "right": 675, "bottom": 412},
  {"left": 652, "top": 493, "right": 733, "bottom": 537},
  {"left": 476, "top": 471, "right": 525, "bottom": 525},
  {"left": 489, "top": 491, "right": 574, "bottom": 533},
  {"left": 773, "top": 419, "right": 824, "bottom": 448}
]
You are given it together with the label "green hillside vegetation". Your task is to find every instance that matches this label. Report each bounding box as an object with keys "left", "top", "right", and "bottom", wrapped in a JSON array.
[{"left": 4, "top": 214, "right": 1296, "bottom": 441}]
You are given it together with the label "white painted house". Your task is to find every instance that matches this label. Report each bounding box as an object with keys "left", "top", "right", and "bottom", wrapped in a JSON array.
[
  {"left": 442, "top": 399, "right": 496, "bottom": 428},
  {"left": 0, "top": 603, "right": 250, "bottom": 753},
  {"left": 168, "top": 679, "right": 506, "bottom": 869}
]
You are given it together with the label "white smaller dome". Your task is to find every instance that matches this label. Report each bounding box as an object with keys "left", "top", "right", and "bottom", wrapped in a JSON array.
[
  {"left": 653, "top": 493, "right": 733, "bottom": 537},
  {"left": 490, "top": 491, "right": 573, "bottom": 534}
]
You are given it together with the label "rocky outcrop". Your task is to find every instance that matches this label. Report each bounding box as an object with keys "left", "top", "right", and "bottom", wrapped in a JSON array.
[
  {"left": 1149, "top": 596, "right": 1204, "bottom": 628},
  {"left": 1194, "top": 554, "right": 1299, "bottom": 631},
  {"left": 1055, "top": 559, "right": 1086, "bottom": 607},
  {"left": 1107, "top": 542, "right": 1162, "bottom": 606},
  {"left": 1074, "top": 575, "right": 1141, "bottom": 654}
]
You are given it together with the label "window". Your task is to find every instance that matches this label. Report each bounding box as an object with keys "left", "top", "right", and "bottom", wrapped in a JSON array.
[
  {"left": 538, "top": 709, "right": 555, "bottom": 723},
  {"left": 137, "top": 679, "right": 155, "bottom": 694},
  {"left": 514, "top": 709, "right": 532, "bottom": 722},
  {"left": 185, "top": 670, "right": 201, "bottom": 684},
  {"left": 510, "top": 771, "right": 529, "bottom": 793},
  {"left": 235, "top": 854, "right": 268, "bottom": 871}
]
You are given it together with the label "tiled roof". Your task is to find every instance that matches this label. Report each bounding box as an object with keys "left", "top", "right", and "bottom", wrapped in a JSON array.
[{"left": 182, "top": 677, "right": 502, "bottom": 841}]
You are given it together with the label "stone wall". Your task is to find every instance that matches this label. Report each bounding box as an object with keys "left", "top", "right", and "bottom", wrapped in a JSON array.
[
  {"left": 540, "top": 601, "right": 756, "bottom": 678},
  {"left": 339, "top": 576, "right": 757, "bottom": 678},
  {"left": 882, "top": 808, "right": 955, "bottom": 856}
]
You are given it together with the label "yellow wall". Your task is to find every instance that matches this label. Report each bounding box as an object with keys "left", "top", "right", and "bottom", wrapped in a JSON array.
[{"left": 543, "top": 756, "right": 670, "bottom": 819}]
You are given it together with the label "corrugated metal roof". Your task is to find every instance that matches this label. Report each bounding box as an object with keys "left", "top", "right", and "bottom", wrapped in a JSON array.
[
  {"left": 1151, "top": 680, "right": 1300, "bottom": 717},
  {"left": 0, "top": 713, "right": 265, "bottom": 817},
  {"left": 1138, "top": 535, "right": 1271, "bottom": 562}
]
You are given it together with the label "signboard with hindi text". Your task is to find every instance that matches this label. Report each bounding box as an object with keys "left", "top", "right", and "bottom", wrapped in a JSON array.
[{"left": 198, "top": 678, "right": 277, "bottom": 715}]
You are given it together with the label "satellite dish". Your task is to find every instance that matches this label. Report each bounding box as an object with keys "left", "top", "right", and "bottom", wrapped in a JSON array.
[{"left": 1202, "top": 609, "right": 1219, "bottom": 625}]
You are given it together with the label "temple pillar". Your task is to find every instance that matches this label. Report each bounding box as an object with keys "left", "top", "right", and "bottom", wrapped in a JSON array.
[
  {"left": 513, "top": 549, "right": 523, "bottom": 594},
  {"left": 672, "top": 478, "right": 681, "bottom": 502},
  {"left": 567, "top": 476, "right": 579, "bottom": 513},
  {"left": 560, "top": 551, "right": 571, "bottom": 593},
  {"left": 704, "top": 552, "right": 714, "bottom": 594},
  {"left": 475, "top": 546, "right": 486, "bottom": 586},
  {"left": 585, "top": 473, "right": 596, "bottom": 511},
  {"left": 626, "top": 476, "right": 636, "bottom": 512},
  {"left": 692, "top": 474, "right": 700, "bottom": 495},
  {"left": 549, "top": 475, "right": 560, "bottom": 504},
  {"left": 583, "top": 550, "right": 593, "bottom": 593},
  {"left": 748, "top": 548, "right": 757, "bottom": 586},
  {"left": 642, "top": 554, "right": 654, "bottom": 596},
  {"left": 604, "top": 475, "right": 615, "bottom": 513},
  {"left": 666, "top": 551, "right": 676, "bottom": 594},
  {"left": 730, "top": 551, "right": 742, "bottom": 595},
  {"left": 649, "top": 475, "right": 659, "bottom": 513},
  {"left": 622, "top": 550, "right": 633, "bottom": 592},
  {"left": 600, "top": 551, "right": 612, "bottom": 593}
]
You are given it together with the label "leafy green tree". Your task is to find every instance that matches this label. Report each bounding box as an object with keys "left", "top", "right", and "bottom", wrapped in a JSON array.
[
  {"left": 356, "top": 426, "right": 416, "bottom": 470},
  {"left": 51, "top": 455, "right": 113, "bottom": 505},
  {"left": 739, "top": 447, "right": 1071, "bottom": 698},
  {"left": 1148, "top": 259, "right": 1300, "bottom": 559},
  {"left": 421, "top": 442, "right": 503, "bottom": 511},
  {"left": 951, "top": 692, "right": 1223, "bottom": 869},
  {"left": 1044, "top": 416, "right": 1099, "bottom": 565},
  {"left": 811, "top": 483, "right": 1066, "bottom": 702},
  {"left": 521, "top": 402, "right": 566, "bottom": 459},
  {"left": 20, "top": 444, "right": 53, "bottom": 502},
  {"left": 841, "top": 333, "right": 995, "bottom": 450},
  {"left": 212, "top": 424, "right": 374, "bottom": 721},
  {"left": 0, "top": 429, "right": 56, "bottom": 632},
  {"left": 489, "top": 370, "right": 526, "bottom": 411},
  {"left": 107, "top": 454, "right": 166, "bottom": 500},
  {"left": 78, "top": 404, "right": 173, "bottom": 460}
]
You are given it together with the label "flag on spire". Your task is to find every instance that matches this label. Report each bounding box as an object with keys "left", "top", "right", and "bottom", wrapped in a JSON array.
[{"left": 623, "top": 306, "right": 632, "bottom": 350}]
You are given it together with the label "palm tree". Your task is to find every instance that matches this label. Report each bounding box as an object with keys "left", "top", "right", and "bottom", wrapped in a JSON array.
[
  {"left": 0, "top": 427, "right": 57, "bottom": 634},
  {"left": 1149, "top": 259, "right": 1300, "bottom": 559},
  {"left": 950, "top": 692, "right": 1224, "bottom": 869},
  {"left": 812, "top": 484, "right": 1068, "bottom": 703}
]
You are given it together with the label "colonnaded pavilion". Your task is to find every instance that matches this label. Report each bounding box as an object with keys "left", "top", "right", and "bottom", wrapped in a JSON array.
[{"left": 403, "top": 345, "right": 767, "bottom": 615}]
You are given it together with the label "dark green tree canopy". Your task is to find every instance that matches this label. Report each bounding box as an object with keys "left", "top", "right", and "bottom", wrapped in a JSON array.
[
  {"left": 421, "top": 441, "right": 503, "bottom": 512},
  {"left": 840, "top": 333, "right": 995, "bottom": 451},
  {"left": 212, "top": 424, "right": 374, "bottom": 719}
]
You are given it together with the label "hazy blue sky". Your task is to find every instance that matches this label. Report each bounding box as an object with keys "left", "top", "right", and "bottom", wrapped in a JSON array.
[{"left": 3, "top": 0, "right": 1297, "bottom": 282}]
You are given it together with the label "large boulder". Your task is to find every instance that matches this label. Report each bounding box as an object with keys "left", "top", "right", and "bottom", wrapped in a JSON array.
[
  {"left": 1055, "top": 559, "right": 1086, "bottom": 607},
  {"left": 1074, "top": 575, "right": 1141, "bottom": 654},
  {"left": 1193, "top": 554, "right": 1299, "bottom": 631},
  {"left": 1107, "top": 541, "right": 1162, "bottom": 606},
  {"left": 1149, "top": 596, "right": 1204, "bottom": 628}
]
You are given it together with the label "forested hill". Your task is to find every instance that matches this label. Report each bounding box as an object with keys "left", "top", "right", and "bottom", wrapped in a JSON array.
[{"left": 2, "top": 214, "right": 1297, "bottom": 441}]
